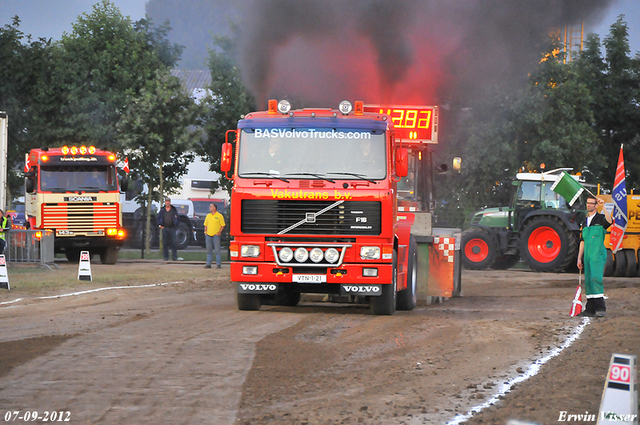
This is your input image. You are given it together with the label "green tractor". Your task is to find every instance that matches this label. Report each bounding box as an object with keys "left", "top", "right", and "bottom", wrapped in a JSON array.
[{"left": 462, "top": 169, "right": 590, "bottom": 272}]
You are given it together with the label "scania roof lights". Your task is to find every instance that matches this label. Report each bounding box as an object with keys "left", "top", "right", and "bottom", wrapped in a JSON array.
[
  {"left": 277, "top": 100, "right": 291, "bottom": 114},
  {"left": 339, "top": 100, "right": 353, "bottom": 115}
]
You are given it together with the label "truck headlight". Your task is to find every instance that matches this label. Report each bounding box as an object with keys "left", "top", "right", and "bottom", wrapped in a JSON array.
[
  {"left": 279, "top": 247, "right": 293, "bottom": 262},
  {"left": 241, "top": 245, "right": 260, "bottom": 258},
  {"left": 294, "top": 247, "right": 309, "bottom": 262},
  {"left": 360, "top": 246, "right": 380, "bottom": 260},
  {"left": 324, "top": 248, "right": 339, "bottom": 263},
  {"left": 309, "top": 248, "right": 324, "bottom": 263}
]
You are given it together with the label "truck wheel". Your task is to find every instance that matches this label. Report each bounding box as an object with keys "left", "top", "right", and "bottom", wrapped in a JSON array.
[
  {"left": 397, "top": 237, "right": 417, "bottom": 311},
  {"left": 100, "top": 247, "right": 119, "bottom": 265},
  {"left": 65, "top": 249, "right": 81, "bottom": 263},
  {"left": 461, "top": 229, "right": 497, "bottom": 270},
  {"left": 237, "top": 292, "right": 261, "bottom": 311},
  {"left": 604, "top": 249, "right": 614, "bottom": 277},
  {"left": 135, "top": 223, "right": 157, "bottom": 248},
  {"left": 491, "top": 253, "right": 520, "bottom": 270},
  {"left": 175, "top": 222, "right": 191, "bottom": 250},
  {"left": 370, "top": 250, "right": 397, "bottom": 315},
  {"left": 519, "top": 217, "right": 576, "bottom": 272},
  {"left": 623, "top": 249, "right": 637, "bottom": 277},
  {"left": 613, "top": 250, "right": 627, "bottom": 277}
]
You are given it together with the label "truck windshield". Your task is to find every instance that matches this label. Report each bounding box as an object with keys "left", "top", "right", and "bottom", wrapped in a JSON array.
[
  {"left": 40, "top": 165, "right": 117, "bottom": 192},
  {"left": 237, "top": 128, "right": 387, "bottom": 180}
]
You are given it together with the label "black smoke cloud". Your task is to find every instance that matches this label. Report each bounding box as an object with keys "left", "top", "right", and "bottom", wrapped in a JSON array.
[{"left": 237, "top": 0, "right": 615, "bottom": 107}]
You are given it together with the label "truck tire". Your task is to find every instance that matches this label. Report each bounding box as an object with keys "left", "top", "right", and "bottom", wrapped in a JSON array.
[
  {"left": 519, "top": 217, "right": 576, "bottom": 272},
  {"left": 613, "top": 250, "right": 627, "bottom": 277},
  {"left": 175, "top": 222, "right": 191, "bottom": 250},
  {"left": 397, "top": 237, "right": 417, "bottom": 311},
  {"left": 65, "top": 249, "right": 81, "bottom": 263},
  {"left": 604, "top": 249, "right": 614, "bottom": 277},
  {"left": 370, "top": 250, "right": 397, "bottom": 315},
  {"left": 237, "top": 292, "right": 261, "bottom": 311},
  {"left": 491, "top": 253, "right": 520, "bottom": 270},
  {"left": 100, "top": 247, "right": 119, "bottom": 265},
  {"left": 135, "top": 223, "right": 157, "bottom": 248},
  {"left": 623, "top": 249, "right": 637, "bottom": 277},
  {"left": 461, "top": 229, "right": 497, "bottom": 270}
]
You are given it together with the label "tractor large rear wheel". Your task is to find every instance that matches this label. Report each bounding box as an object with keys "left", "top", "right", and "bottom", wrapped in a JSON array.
[
  {"left": 519, "top": 217, "right": 576, "bottom": 272},
  {"left": 461, "top": 229, "right": 498, "bottom": 270}
]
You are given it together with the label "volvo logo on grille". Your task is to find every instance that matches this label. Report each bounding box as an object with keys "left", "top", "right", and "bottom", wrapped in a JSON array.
[
  {"left": 64, "top": 196, "right": 97, "bottom": 202},
  {"left": 306, "top": 212, "right": 316, "bottom": 223}
]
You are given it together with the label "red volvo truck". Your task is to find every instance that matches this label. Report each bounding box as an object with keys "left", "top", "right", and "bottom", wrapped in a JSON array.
[
  {"left": 24, "top": 145, "right": 126, "bottom": 264},
  {"left": 221, "top": 100, "right": 459, "bottom": 315}
]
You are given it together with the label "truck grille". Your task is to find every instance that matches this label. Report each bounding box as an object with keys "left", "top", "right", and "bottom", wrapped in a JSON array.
[
  {"left": 42, "top": 203, "right": 119, "bottom": 232},
  {"left": 241, "top": 200, "right": 381, "bottom": 235}
]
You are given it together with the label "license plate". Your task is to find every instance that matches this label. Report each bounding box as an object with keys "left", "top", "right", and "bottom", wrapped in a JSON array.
[
  {"left": 56, "top": 230, "right": 74, "bottom": 236},
  {"left": 292, "top": 274, "right": 326, "bottom": 283}
]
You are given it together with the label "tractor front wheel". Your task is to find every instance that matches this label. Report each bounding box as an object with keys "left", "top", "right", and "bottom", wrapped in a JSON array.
[{"left": 461, "top": 229, "right": 498, "bottom": 270}]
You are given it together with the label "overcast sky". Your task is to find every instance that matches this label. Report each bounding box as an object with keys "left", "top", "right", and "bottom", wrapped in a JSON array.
[{"left": 1, "top": 0, "right": 639, "bottom": 56}]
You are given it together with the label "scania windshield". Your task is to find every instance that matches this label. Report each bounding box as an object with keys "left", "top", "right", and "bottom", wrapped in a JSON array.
[
  {"left": 237, "top": 128, "right": 387, "bottom": 180},
  {"left": 40, "top": 165, "right": 118, "bottom": 192}
]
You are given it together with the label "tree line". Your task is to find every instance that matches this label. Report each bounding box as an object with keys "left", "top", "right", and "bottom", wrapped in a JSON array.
[{"left": 436, "top": 17, "right": 640, "bottom": 228}]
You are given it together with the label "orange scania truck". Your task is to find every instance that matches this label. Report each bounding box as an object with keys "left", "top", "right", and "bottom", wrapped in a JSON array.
[
  {"left": 221, "top": 100, "right": 460, "bottom": 315},
  {"left": 24, "top": 146, "right": 126, "bottom": 264}
]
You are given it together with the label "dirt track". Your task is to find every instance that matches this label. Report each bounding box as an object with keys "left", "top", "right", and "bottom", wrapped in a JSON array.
[{"left": 0, "top": 263, "right": 638, "bottom": 424}]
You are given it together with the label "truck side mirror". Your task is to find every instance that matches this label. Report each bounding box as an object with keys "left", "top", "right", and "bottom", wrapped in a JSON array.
[
  {"left": 396, "top": 147, "right": 408, "bottom": 177},
  {"left": 25, "top": 177, "right": 35, "bottom": 193},
  {"left": 220, "top": 142, "right": 233, "bottom": 173}
]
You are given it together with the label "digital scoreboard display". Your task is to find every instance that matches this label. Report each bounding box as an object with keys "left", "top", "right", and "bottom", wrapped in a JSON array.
[{"left": 364, "top": 105, "right": 438, "bottom": 144}]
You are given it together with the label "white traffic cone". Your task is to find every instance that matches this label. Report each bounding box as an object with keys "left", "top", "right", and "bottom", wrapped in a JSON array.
[
  {"left": 0, "top": 255, "right": 9, "bottom": 290},
  {"left": 78, "top": 251, "right": 92, "bottom": 281}
]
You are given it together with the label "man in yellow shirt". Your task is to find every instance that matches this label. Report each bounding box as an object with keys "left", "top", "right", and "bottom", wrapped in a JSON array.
[{"left": 204, "top": 203, "right": 226, "bottom": 269}]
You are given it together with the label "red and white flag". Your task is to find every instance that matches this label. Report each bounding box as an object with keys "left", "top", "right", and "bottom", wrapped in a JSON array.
[
  {"left": 570, "top": 285, "right": 583, "bottom": 317},
  {"left": 123, "top": 157, "right": 130, "bottom": 174},
  {"left": 609, "top": 145, "right": 628, "bottom": 253}
]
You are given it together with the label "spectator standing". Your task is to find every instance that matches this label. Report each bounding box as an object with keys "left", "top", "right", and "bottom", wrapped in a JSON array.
[
  {"left": 204, "top": 203, "right": 226, "bottom": 269},
  {"left": 0, "top": 210, "right": 9, "bottom": 254},
  {"left": 157, "top": 198, "right": 179, "bottom": 261},
  {"left": 577, "top": 196, "right": 612, "bottom": 317}
]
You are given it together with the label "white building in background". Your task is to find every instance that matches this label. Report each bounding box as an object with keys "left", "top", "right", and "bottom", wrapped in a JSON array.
[
  {"left": 173, "top": 156, "right": 229, "bottom": 202},
  {"left": 168, "top": 69, "right": 228, "bottom": 202}
]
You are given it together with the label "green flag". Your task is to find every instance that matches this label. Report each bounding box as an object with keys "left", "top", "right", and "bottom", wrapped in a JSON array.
[{"left": 550, "top": 171, "right": 584, "bottom": 206}]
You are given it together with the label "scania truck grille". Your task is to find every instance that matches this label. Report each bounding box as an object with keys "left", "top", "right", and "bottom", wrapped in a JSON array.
[
  {"left": 241, "top": 200, "right": 381, "bottom": 235},
  {"left": 42, "top": 203, "right": 118, "bottom": 232}
]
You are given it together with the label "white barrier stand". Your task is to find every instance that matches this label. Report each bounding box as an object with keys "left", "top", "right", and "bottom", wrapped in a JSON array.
[
  {"left": 597, "top": 353, "right": 638, "bottom": 425},
  {"left": 78, "top": 251, "right": 92, "bottom": 281},
  {"left": 0, "top": 255, "right": 9, "bottom": 290}
]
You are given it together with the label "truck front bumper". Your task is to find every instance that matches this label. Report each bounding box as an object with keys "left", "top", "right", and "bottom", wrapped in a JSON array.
[{"left": 231, "top": 261, "right": 393, "bottom": 295}]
